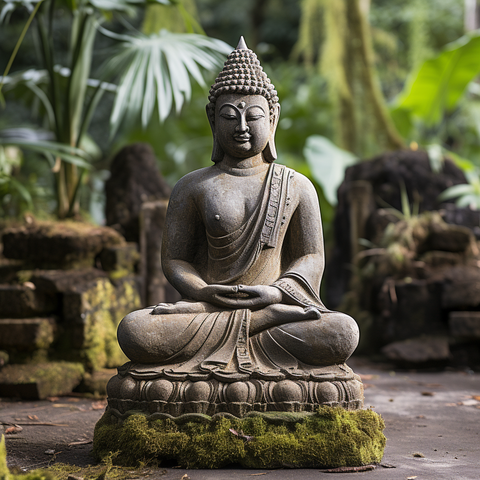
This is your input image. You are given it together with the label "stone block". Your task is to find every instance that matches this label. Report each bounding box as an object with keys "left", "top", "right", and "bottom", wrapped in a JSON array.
[
  {"left": 0, "top": 318, "right": 56, "bottom": 351},
  {"left": 140, "top": 200, "right": 180, "bottom": 306},
  {"left": 0, "top": 284, "right": 57, "bottom": 318},
  {"left": 421, "top": 251, "right": 462, "bottom": 269},
  {"left": 450, "top": 341, "right": 480, "bottom": 370},
  {"left": 77, "top": 368, "right": 116, "bottom": 395},
  {"left": 2, "top": 221, "right": 125, "bottom": 269},
  {"left": 0, "top": 351, "right": 8, "bottom": 368},
  {"left": 442, "top": 266, "right": 480, "bottom": 308},
  {"left": 59, "top": 276, "right": 141, "bottom": 370},
  {"left": 0, "top": 362, "right": 84, "bottom": 399},
  {"left": 375, "top": 278, "right": 445, "bottom": 344},
  {"left": 449, "top": 311, "right": 480, "bottom": 339},
  {"left": 0, "top": 258, "right": 24, "bottom": 283},
  {"left": 382, "top": 336, "right": 450, "bottom": 364},
  {"left": 422, "top": 224, "right": 473, "bottom": 253},
  {"left": 98, "top": 243, "right": 139, "bottom": 273},
  {"left": 30, "top": 268, "right": 107, "bottom": 293}
]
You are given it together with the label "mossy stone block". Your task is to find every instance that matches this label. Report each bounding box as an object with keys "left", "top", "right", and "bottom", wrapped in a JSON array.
[
  {"left": 93, "top": 407, "right": 386, "bottom": 469},
  {"left": 59, "top": 276, "right": 141, "bottom": 371},
  {"left": 2, "top": 221, "right": 124, "bottom": 269},
  {"left": 0, "top": 318, "right": 56, "bottom": 352},
  {"left": 99, "top": 243, "right": 139, "bottom": 274},
  {"left": 0, "top": 362, "right": 84, "bottom": 399},
  {"left": 0, "top": 285, "right": 57, "bottom": 319},
  {"left": 30, "top": 268, "right": 107, "bottom": 293}
]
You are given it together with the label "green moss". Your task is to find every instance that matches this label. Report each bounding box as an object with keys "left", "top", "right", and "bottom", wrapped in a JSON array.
[
  {"left": 1, "top": 435, "right": 55, "bottom": 480},
  {"left": 93, "top": 407, "right": 386, "bottom": 469},
  {"left": 60, "top": 277, "right": 138, "bottom": 371}
]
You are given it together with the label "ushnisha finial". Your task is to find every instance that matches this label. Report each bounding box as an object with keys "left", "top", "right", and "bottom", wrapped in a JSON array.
[
  {"left": 236, "top": 36, "right": 248, "bottom": 50},
  {"left": 206, "top": 36, "right": 279, "bottom": 125}
]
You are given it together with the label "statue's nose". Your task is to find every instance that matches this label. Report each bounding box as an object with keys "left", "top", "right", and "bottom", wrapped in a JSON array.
[{"left": 236, "top": 116, "right": 249, "bottom": 133}]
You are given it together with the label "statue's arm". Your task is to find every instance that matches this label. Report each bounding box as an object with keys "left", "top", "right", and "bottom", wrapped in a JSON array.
[
  {"left": 161, "top": 176, "right": 208, "bottom": 299},
  {"left": 272, "top": 174, "right": 325, "bottom": 304},
  {"left": 161, "top": 175, "right": 240, "bottom": 305}
]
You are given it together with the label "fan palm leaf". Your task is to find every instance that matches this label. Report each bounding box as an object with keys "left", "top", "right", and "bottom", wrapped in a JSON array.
[{"left": 102, "top": 29, "right": 231, "bottom": 136}]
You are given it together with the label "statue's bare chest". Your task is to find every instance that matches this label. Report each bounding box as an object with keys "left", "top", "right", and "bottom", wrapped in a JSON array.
[{"left": 200, "top": 171, "right": 267, "bottom": 236}]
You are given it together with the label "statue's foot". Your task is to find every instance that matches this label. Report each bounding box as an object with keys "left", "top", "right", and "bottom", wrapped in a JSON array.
[
  {"left": 151, "top": 300, "right": 218, "bottom": 315},
  {"left": 250, "top": 304, "right": 321, "bottom": 335}
]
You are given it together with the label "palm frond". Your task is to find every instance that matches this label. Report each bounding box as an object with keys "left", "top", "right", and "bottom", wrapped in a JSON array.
[
  {"left": 89, "top": 0, "right": 171, "bottom": 16},
  {"left": 100, "top": 29, "right": 231, "bottom": 136}
]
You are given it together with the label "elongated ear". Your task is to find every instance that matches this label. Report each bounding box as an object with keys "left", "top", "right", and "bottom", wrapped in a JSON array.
[
  {"left": 263, "top": 104, "right": 281, "bottom": 163},
  {"left": 207, "top": 106, "right": 224, "bottom": 163}
]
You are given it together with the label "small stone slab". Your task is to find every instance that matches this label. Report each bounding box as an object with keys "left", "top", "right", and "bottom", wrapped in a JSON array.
[
  {"left": 98, "top": 243, "right": 139, "bottom": 273},
  {"left": 0, "top": 318, "right": 56, "bottom": 351},
  {"left": 0, "top": 258, "right": 24, "bottom": 284},
  {"left": 30, "top": 268, "right": 107, "bottom": 293},
  {"left": 442, "top": 266, "right": 480, "bottom": 308},
  {"left": 423, "top": 224, "right": 473, "bottom": 253},
  {"left": 382, "top": 336, "right": 450, "bottom": 364},
  {"left": 0, "top": 362, "right": 84, "bottom": 399},
  {"left": 0, "top": 284, "right": 57, "bottom": 319},
  {"left": 78, "top": 369, "right": 117, "bottom": 395},
  {"left": 2, "top": 221, "right": 124, "bottom": 269},
  {"left": 449, "top": 311, "right": 480, "bottom": 339}
]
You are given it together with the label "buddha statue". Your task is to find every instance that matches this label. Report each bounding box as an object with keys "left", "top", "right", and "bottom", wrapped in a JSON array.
[{"left": 106, "top": 38, "right": 363, "bottom": 417}]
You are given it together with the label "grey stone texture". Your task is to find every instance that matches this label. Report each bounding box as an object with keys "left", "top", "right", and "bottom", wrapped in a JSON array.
[{"left": 108, "top": 39, "right": 363, "bottom": 417}]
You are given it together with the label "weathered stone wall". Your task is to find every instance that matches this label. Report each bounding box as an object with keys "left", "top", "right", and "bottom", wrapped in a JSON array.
[{"left": 0, "top": 221, "right": 142, "bottom": 397}]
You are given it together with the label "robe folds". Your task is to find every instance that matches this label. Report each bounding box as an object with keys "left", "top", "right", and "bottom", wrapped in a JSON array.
[{"left": 118, "top": 163, "right": 358, "bottom": 384}]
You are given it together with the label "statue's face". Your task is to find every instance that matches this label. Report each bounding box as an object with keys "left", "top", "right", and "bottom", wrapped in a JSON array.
[{"left": 215, "top": 94, "right": 272, "bottom": 160}]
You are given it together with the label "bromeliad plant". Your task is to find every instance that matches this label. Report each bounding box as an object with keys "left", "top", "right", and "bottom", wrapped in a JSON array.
[{"left": 0, "top": 0, "right": 230, "bottom": 218}]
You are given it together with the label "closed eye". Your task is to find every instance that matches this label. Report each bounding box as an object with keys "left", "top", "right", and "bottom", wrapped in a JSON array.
[{"left": 247, "top": 114, "right": 265, "bottom": 121}]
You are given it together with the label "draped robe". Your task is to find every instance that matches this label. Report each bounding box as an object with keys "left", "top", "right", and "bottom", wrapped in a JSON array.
[{"left": 117, "top": 163, "right": 358, "bottom": 384}]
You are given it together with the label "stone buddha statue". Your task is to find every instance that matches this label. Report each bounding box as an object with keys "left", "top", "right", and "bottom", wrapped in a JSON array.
[{"left": 107, "top": 38, "right": 363, "bottom": 417}]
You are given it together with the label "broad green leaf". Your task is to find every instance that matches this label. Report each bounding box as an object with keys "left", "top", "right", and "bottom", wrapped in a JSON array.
[
  {"left": 304, "top": 135, "right": 358, "bottom": 206},
  {"left": 395, "top": 31, "right": 480, "bottom": 126},
  {"left": 457, "top": 193, "right": 480, "bottom": 209},
  {"left": 389, "top": 105, "right": 413, "bottom": 139},
  {"left": 438, "top": 183, "right": 473, "bottom": 201}
]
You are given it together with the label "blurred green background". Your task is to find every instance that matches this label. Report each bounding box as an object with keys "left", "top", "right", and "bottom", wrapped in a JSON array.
[{"left": 2, "top": 0, "right": 480, "bottom": 238}]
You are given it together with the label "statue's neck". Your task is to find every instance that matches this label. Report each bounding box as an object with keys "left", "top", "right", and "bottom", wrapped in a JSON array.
[{"left": 217, "top": 154, "right": 269, "bottom": 176}]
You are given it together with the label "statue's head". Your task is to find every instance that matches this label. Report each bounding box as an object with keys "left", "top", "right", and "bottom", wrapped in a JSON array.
[{"left": 206, "top": 37, "right": 280, "bottom": 163}]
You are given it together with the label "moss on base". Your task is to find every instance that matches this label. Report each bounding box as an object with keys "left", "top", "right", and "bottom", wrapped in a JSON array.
[{"left": 93, "top": 407, "right": 386, "bottom": 469}]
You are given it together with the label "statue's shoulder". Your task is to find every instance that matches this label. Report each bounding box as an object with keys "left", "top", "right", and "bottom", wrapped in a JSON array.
[
  {"left": 285, "top": 167, "right": 315, "bottom": 191},
  {"left": 171, "top": 166, "right": 216, "bottom": 197}
]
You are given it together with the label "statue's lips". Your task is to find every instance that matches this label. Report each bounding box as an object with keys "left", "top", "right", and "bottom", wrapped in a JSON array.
[{"left": 234, "top": 134, "right": 251, "bottom": 143}]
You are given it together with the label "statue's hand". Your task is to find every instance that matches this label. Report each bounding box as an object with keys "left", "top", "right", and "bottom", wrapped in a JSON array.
[
  {"left": 198, "top": 284, "right": 282, "bottom": 309},
  {"left": 197, "top": 284, "right": 240, "bottom": 306}
]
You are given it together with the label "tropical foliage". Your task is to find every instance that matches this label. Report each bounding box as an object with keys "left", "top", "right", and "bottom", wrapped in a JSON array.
[{"left": 0, "top": 0, "right": 230, "bottom": 218}]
